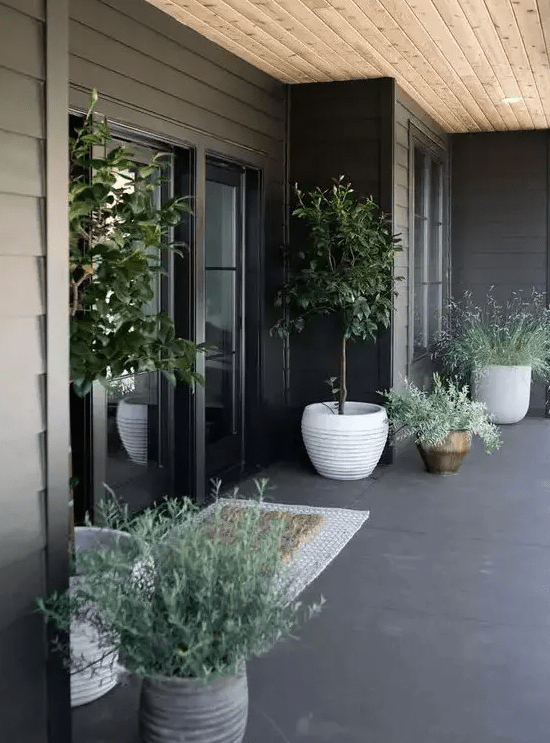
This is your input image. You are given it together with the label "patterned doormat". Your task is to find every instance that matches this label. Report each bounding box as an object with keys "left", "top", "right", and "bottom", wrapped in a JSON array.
[{"left": 200, "top": 500, "right": 370, "bottom": 602}]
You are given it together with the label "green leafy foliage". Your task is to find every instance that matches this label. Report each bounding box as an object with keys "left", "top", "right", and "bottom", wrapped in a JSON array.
[
  {"left": 271, "top": 177, "right": 401, "bottom": 411},
  {"left": 36, "top": 482, "right": 324, "bottom": 683},
  {"left": 431, "top": 290, "right": 550, "bottom": 382},
  {"left": 383, "top": 374, "right": 502, "bottom": 453},
  {"left": 70, "top": 90, "right": 204, "bottom": 397}
]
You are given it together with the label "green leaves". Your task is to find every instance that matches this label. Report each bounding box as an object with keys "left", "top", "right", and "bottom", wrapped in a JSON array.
[
  {"left": 69, "top": 92, "right": 203, "bottom": 396},
  {"left": 383, "top": 374, "right": 502, "bottom": 454},
  {"left": 271, "top": 177, "right": 401, "bottom": 343},
  {"left": 36, "top": 483, "right": 324, "bottom": 681}
]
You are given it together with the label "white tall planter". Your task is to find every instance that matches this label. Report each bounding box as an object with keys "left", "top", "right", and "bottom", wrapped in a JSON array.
[
  {"left": 301, "top": 402, "right": 388, "bottom": 480},
  {"left": 116, "top": 397, "right": 148, "bottom": 465},
  {"left": 70, "top": 527, "right": 129, "bottom": 707},
  {"left": 471, "top": 365, "right": 532, "bottom": 424}
]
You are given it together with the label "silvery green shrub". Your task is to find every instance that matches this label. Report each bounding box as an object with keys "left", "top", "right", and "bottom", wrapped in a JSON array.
[{"left": 383, "top": 374, "right": 502, "bottom": 453}]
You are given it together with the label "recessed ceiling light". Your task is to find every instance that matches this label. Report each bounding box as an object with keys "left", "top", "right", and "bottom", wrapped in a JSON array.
[{"left": 502, "top": 97, "right": 523, "bottom": 103}]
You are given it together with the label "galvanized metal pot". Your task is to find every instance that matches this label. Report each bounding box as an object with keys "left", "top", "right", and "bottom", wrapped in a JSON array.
[
  {"left": 417, "top": 430, "right": 472, "bottom": 474},
  {"left": 139, "top": 669, "right": 248, "bottom": 743}
]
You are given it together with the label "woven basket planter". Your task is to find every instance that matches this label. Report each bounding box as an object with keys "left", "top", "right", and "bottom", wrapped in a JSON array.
[
  {"left": 301, "top": 402, "right": 388, "bottom": 480},
  {"left": 139, "top": 670, "right": 248, "bottom": 743}
]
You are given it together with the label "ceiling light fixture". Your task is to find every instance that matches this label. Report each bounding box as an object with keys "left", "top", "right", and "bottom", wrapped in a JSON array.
[{"left": 502, "top": 97, "right": 523, "bottom": 103}]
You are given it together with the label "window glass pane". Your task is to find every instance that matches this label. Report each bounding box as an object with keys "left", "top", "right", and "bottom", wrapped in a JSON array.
[
  {"left": 414, "top": 282, "right": 427, "bottom": 352},
  {"left": 427, "top": 282, "right": 443, "bottom": 341},
  {"left": 414, "top": 149, "right": 425, "bottom": 218},
  {"left": 106, "top": 371, "right": 164, "bottom": 514},
  {"left": 205, "top": 270, "right": 236, "bottom": 352},
  {"left": 205, "top": 355, "right": 236, "bottom": 444},
  {"left": 205, "top": 180, "right": 237, "bottom": 267}
]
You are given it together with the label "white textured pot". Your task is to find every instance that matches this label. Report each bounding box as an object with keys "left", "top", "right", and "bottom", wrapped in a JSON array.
[
  {"left": 301, "top": 402, "right": 388, "bottom": 480},
  {"left": 116, "top": 397, "right": 148, "bottom": 465},
  {"left": 70, "top": 527, "right": 130, "bottom": 707},
  {"left": 471, "top": 365, "right": 532, "bottom": 424}
]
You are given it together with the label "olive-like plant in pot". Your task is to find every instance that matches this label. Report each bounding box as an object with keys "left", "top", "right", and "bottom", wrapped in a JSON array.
[
  {"left": 67, "top": 90, "right": 204, "bottom": 704},
  {"left": 36, "top": 488, "right": 324, "bottom": 743},
  {"left": 383, "top": 374, "right": 502, "bottom": 474},
  {"left": 431, "top": 290, "right": 550, "bottom": 424},
  {"left": 271, "top": 177, "right": 402, "bottom": 480}
]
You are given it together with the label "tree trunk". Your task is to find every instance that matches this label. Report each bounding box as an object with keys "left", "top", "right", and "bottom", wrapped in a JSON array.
[{"left": 339, "top": 333, "right": 347, "bottom": 414}]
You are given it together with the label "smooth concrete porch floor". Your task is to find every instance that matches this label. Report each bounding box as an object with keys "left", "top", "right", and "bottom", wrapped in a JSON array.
[{"left": 73, "top": 418, "right": 550, "bottom": 743}]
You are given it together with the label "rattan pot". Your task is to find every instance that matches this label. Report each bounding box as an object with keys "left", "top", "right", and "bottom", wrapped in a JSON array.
[
  {"left": 417, "top": 430, "right": 472, "bottom": 474},
  {"left": 139, "top": 670, "right": 248, "bottom": 743}
]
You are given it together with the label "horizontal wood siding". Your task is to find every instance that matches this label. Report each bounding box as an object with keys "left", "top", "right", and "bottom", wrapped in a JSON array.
[
  {"left": 393, "top": 85, "right": 449, "bottom": 391},
  {"left": 69, "top": 0, "right": 285, "bottom": 156},
  {"left": 0, "top": 1, "right": 48, "bottom": 740},
  {"left": 451, "top": 130, "right": 549, "bottom": 414}
]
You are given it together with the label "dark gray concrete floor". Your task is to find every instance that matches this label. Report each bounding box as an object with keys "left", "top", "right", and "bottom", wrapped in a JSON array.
[{"left": 73, "top": 418, "right": 550, "bottom": 743}]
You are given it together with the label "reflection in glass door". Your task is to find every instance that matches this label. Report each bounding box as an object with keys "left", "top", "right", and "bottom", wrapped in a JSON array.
[
  {"left": 92, "top": 138, "right": 178, "bottom": 516},
  {"left": 205, "top": 161, "right": 244, "bottom": 480}
]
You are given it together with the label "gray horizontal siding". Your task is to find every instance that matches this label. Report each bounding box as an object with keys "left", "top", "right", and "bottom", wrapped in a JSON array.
[
  {"left": 69, "top": 0, "right": 285, "bottom": 158},
  {"left": 0, "top": 0, "right": 44, "bottom": 20},
  {"left": 0, "top": 1, "right": 49, "bottom": 740},
  {"left": 0, "top": 3, "right": 45, "bottom": 79}
]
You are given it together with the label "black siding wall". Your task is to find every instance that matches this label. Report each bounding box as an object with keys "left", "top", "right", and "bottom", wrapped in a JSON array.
[
  {"left": 451, "top": 131, "right": 549, "bottom": 414},
  {"left": 287, "top": 79, "right": 395, "bottom": 434}
]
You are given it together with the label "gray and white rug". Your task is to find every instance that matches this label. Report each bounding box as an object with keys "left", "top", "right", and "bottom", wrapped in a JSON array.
[{"left": 201, "top": 499, "right": 370, "bottom": 602}]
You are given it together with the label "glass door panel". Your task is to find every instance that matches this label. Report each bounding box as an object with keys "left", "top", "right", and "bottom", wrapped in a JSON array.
[{"left": 205, "top": 161, "right": 244, "bottom": 480}]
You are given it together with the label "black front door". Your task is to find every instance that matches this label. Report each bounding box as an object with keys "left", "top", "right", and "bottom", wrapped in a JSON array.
[{"left": 204, "top": 160, "right": 245, "bottom": 481}]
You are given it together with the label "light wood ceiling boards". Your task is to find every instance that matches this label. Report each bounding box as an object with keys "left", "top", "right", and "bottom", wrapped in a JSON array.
[{"left": 145, "top": 0, "right": 550, "bottom": 132}]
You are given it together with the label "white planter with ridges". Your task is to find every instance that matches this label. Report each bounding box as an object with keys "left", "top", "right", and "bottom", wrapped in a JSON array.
[
  {"left": 301, "top": 402, "right": 388, "bottom": 480},
  {"left": 116, "top": 397, "right": 148, "bottom": 465},
  {"left": 70, "top": 527, "right": 129, "bottom": 707},
  {"left": 471, "top": 365, "right": 531, "bottom": 424}
]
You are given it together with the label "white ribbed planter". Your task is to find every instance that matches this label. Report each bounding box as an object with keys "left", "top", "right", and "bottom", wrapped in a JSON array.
[
  {"left": 70, "top": 527, "right": 130, "bottom": 707},
  {"left": 471, "top": 365, "right": 531, "bottom": 424},
  {"left": 301, "top": 402, "right": 388, "bottom": 480},
  {"left": 116, "top": 397, "right": 148, "bottom": 465}
]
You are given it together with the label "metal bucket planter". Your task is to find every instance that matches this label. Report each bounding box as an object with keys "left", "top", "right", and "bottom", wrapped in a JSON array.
[
  {"left": 70, "top": 527, "right": 131, "bottom": 707},
  {"left": 417, "top": 430, "right": 472, "bottom": 474},
  {"left": 139, "top": 670, "right": 248, "bottom": 743},
  {"left": 471, "top": 365, "right": 531, "bottom": 424},
  {"left": 301, "top": 402, "right": 388, "bottom": 480}
]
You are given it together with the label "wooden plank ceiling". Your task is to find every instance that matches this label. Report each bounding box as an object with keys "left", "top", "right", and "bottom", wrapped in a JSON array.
[{"left": 145, "top": 0, "right": 550, "bottom": 133}]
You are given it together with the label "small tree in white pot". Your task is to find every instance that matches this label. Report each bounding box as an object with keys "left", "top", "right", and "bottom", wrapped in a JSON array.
[
  {"left": 272, "top": 177, "right": 401, "bottom": 480},
  {"left": 432, "top": 290, "right": 550, "bottom": 424}
]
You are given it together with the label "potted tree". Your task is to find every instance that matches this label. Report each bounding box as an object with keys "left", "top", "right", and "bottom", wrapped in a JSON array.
[
  {"left": 383, "top": 374, "right": 502, "bottom": 474},
  {"left": 37, "top": 489, "right": 324, "bottom": 742},
  {"left": 431, "top": 290, "right": 550, "bottom": 424},
  {"left": 272, "top": 177, "right": 401, "bottom": 480},
  {"left": 67, "top": 90, "right": 204, "bottom": 704}
]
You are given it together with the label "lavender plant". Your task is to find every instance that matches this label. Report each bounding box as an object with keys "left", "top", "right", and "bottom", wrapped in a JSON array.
[
  {"left": 431, "top": 290, "right": 550, "bottom": 381},
  {"left": 36, "top": 482, "right": 324, "bottom": 684},
  {"left": 383, "top": 374, "right": 502, "bottom": 452}
]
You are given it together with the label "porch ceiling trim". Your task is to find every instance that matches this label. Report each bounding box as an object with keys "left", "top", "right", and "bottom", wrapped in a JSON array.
[{"left": 144, "top": 0, "right": 550, "bottom": 133}]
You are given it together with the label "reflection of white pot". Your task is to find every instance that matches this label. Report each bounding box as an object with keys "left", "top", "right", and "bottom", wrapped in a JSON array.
[
  {"left": 471, "top": 365, "right": 531, "bottom": 424},
  {"left": 301, "top": 402, "right": 388, "bottom": 480},
  {"left": 70, "top": 527, "right": 129, "bottom": 707},
  {"left": 116, "top": 397, "right": 148, "bottom": 465}
]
